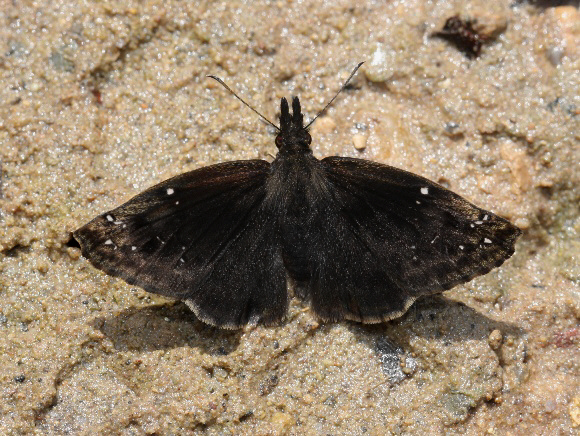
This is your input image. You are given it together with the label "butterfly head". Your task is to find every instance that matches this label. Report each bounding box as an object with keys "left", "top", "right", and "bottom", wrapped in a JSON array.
[{"left": 275, "top": 97, "right": 312, "bottom": 153}]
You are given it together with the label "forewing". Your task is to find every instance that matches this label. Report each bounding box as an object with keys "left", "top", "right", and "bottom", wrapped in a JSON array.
[
  {"left": 74, "top": 160, "right": 287, "bottom": 328},
  {"left": 288, "top": 156, "right": 521, "bottom": 323}
]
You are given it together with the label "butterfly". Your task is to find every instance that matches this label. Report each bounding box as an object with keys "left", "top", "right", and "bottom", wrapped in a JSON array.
[{"left": 73, "top": 64, "right": 521, "bottom": 329}]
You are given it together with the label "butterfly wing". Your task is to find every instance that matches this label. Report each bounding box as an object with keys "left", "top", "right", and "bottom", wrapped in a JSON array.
[
  {"left": 74, "top": 160, "right": 287, "bottom": 328},
  {"left": 286, "top": 156, "right": 521, "bottom": 323}
]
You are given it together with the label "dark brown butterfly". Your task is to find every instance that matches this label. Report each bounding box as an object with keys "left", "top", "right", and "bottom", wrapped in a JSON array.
[{"left": 73, "top": 64, "right": 521, "bottom": 328}]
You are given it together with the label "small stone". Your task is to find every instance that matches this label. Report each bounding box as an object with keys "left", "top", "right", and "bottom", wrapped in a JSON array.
[
  {"left": 570, "top": 396, "right": 580, "bottom": 427},
  {"left": 312, "top": 116, "right": 336, "bottom": 134},
  {"left": 514, "top": 217, "right": 530, "bottom": 231},
  {"left": 29, "top": 81, "right": 42, "bottom": 92},
  {"left": 500, "top": 140, "right": 531, "bottom": 193},
  {"left": 488, "top": 329, "right": 503, "bottom": 350},
  {"left": 213, "top": 366, "right": 228, "bottom": 382},
  {"left": 540, "top": 6, "right": 580, "bottom": 63},
  {"left": 352, "top": 134, "right": 368, "bottom": 150},
  {"left": 546, "top": 46, "right": 565, "bottom": 66},
  {"left": 37, "top": 259, "right": 50, "bottom": 273},
  {"left": 364, "top": 43, "right": 396, "bottom": 83},
  {"left": 545, "top": 399, "right": 557, "bottom": 413},
  {"left": 472, "top": 14, "right": 508, "bottom": 40},
  {"left": 67, "top": 247, "right": 81, "bottom": 259},
  {"left": 271, "top": 411, "right": 294, "bottom": 431},
  {"left": 552, "top": 6, "right": 580, "bottom": 56},
  {"left": 14, "top": 375, "right": 25, "bottom": 383}
]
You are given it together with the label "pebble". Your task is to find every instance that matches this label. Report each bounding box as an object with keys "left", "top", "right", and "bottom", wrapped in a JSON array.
[
  {"left": 488, "top": 329, "right": 503, "bottom": 350},
  {"left": 540, "top": 6, "right": 580, "bottom": 64},
  {"left": 352, "top": 134, "right": 368, "bottom": 150},
  {"left": 364, "top": 43, "right": 395, "bottom": 83},
  {"left": 552, "top": 6, "right": 579, "bottom": 56},
  {"left": 472, "top": 13, "right": 508, "bottom": 40},
  {"left": 271, "top": 411, "right": 295, "bottom": 431},
  {"left": 312, "top": 116, "right": 336, "bottom": 134},
  {"left": 499, "top": 140, "right": 531, "bottom": 193},
  {"left": 570, "top": 396, "right": 580, "bottom": 427}
]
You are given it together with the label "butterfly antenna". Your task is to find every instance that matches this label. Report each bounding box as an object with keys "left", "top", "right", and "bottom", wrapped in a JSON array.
[
  {"left": 305, "top": 61, "right": 364, "bottom": 129},
  {"left": 207, "top": 75, "right": 280, "bottom": 131}
]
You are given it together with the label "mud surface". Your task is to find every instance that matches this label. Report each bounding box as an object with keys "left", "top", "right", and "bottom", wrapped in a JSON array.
[{"left": 1, "top": 0, "right": 578, "bottom": 434}]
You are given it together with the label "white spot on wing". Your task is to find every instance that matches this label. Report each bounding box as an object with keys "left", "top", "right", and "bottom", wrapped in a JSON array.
[
  {"left": 167, "top": 188, "right": 174, "bottom": 195},
  {"left": 106, "top": 215, "right": 113, "bottom": 222},
  {"left": 470, "top": 224, "right": 475, "bottom": 228},
  {"left": 179, "top": 258, "right": 185, "bottom": 263},
  {"left": 421, "top": 187, "right": 429, "bottom": 195},
  {"left": 114, "top": 221, "right": 123, "bottom": 225},
  {"left": 459, "top": 245, "right": 464, "bottom": 250},
  {"left": 131, "top": 246, "right": 137, "bottom": 251},
  {"left": 484, "top": 238, "right": 492, "bottom": 244},
  {"left": 431, "top": 235, "right": 439, "bottom": 244},
  {"left": 175, "top": 201, "right": 179, "bottom": 205},
  {"left": 483, "top": 214, "right": 489, "bottom": 221},
  {"left": 416, "top": 200, "right": 421, "bottom": 205},
  {"left": 475, "top": 221, "right": 483, "bottom": 225},
  {"left": 104, "top": 239, "right": 117, "bottom": 249}
]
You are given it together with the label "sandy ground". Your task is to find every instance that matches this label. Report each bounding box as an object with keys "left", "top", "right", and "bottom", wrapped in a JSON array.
[{"left": 1, "top": 0, "right": 579, "bottom": 434}]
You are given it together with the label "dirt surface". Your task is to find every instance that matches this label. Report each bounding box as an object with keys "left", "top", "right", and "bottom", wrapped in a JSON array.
[{"left": 1, "top": 0, "right": 578, "bottom": 434}]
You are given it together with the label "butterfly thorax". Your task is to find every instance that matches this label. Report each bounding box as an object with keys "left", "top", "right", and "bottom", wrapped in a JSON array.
[
  {"left": 270, "top": 96, "right": 326, "bottom": 223},
  {"left": 275, "top": 97, "right": 312, "bottom": 155}
]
